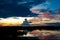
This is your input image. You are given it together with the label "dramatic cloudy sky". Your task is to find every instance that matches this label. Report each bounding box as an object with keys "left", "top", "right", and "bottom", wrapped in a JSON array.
[
  {"left": 32, "top": 0, "right": 60, "bottom": 10},
  {"left": 31, "top": 0, "right": 60, "bottom": 10},
  {"left": 0, "top": 0, "right": 60, "bottom": 17},
  {"left": 30, "top": 0, "right": 60, "bottom": 15}
]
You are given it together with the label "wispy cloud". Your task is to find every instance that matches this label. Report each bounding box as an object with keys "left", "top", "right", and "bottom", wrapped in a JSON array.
[
  {"left": 45, "top": 1, "right": 51, "bottom": 5},
  {"left": 17, "top": 1, "right": 27, "bottom": 5}
]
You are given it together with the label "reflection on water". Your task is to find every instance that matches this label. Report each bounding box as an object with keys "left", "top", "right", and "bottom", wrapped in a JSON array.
[{"left": 17, "top": 30, "right": 60, "bottom": 40}]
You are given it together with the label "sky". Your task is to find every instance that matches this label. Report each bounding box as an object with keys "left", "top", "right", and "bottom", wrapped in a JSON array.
[
  {"left": 46, "top": 0, "right": 60, "bottom": 10},
  {"left": 30, "top": 0, "right": 60, "bottom": 10},
  {"left": 0, "top": 0, "right": 60, "bottom": 26},
  {"left": 30, "top": 0, "right": 60, "bottom": 16},
  {"left": 0, "top": 0, "right": 60, "bottom": 17}
]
